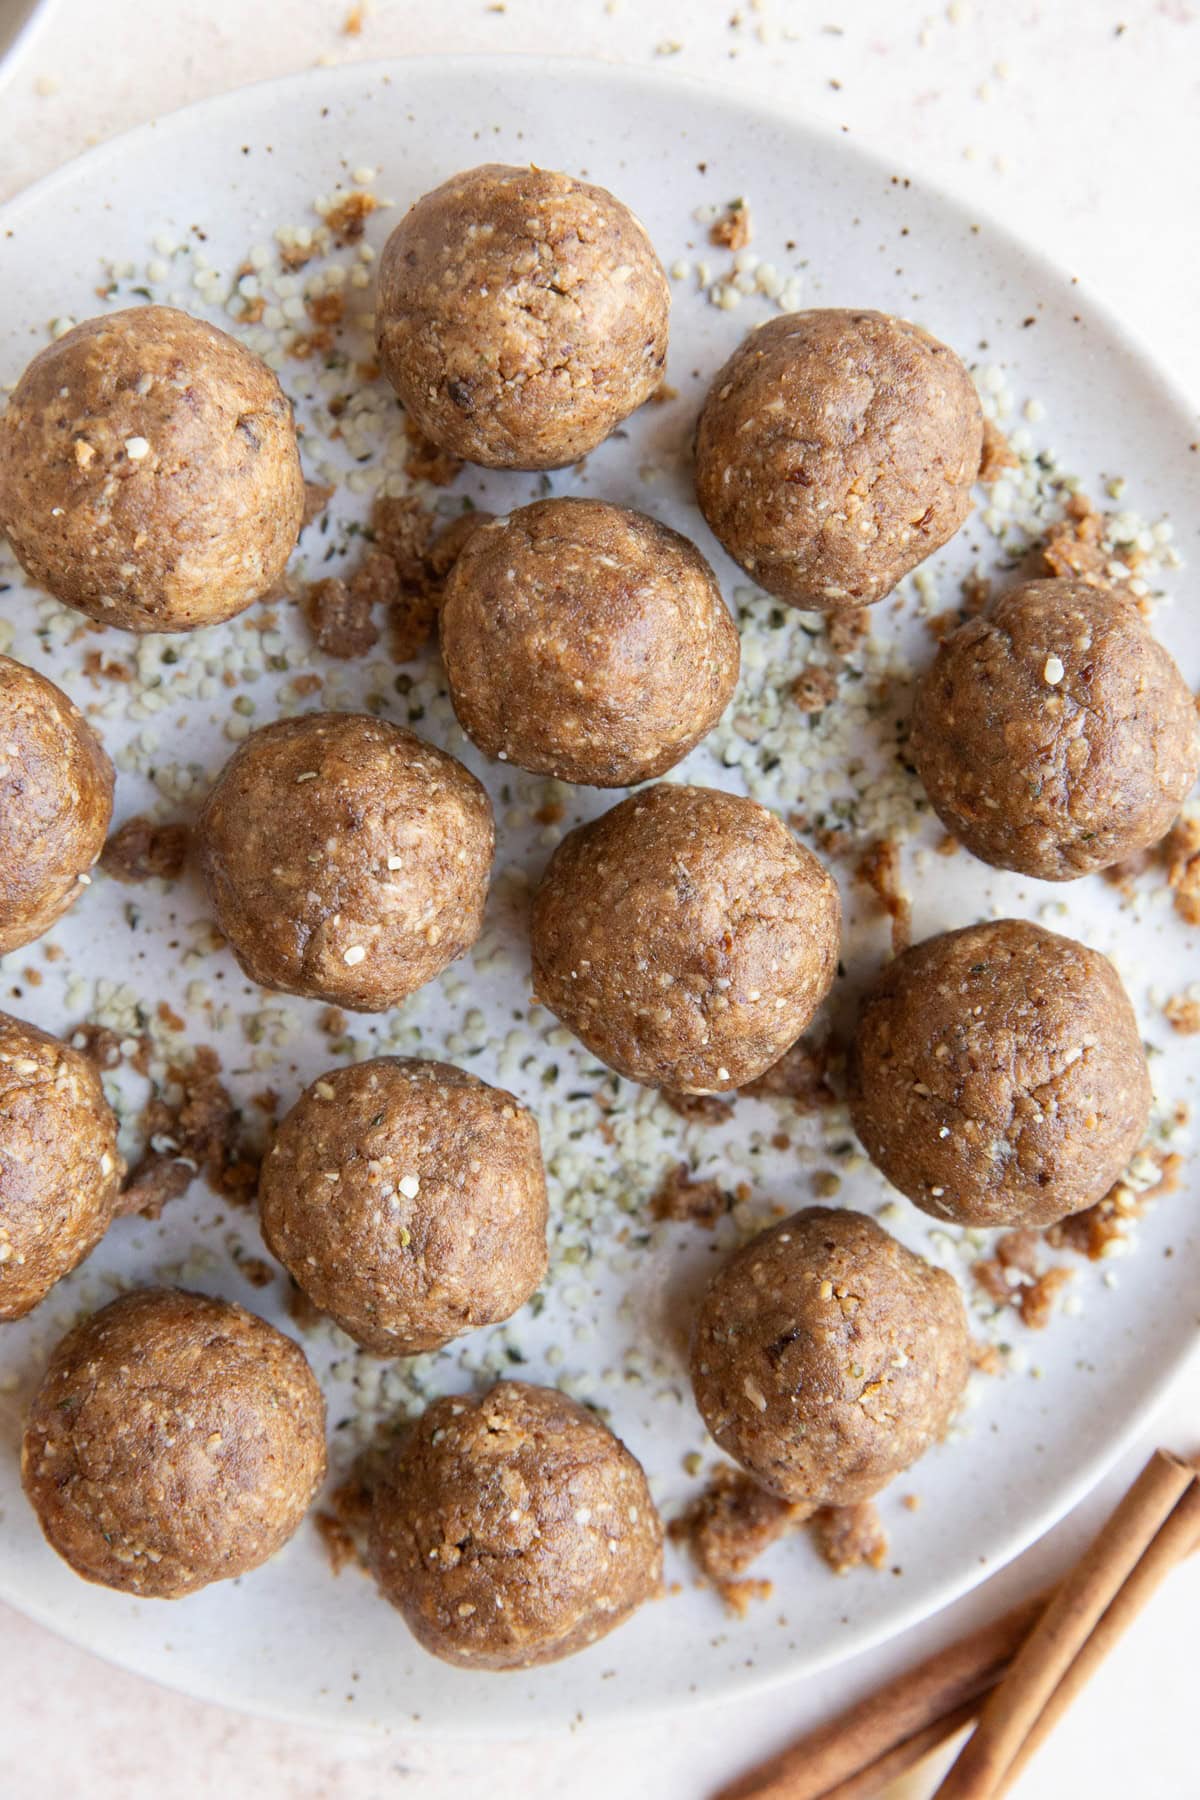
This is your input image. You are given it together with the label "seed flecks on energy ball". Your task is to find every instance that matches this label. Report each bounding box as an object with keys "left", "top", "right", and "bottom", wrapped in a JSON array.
[
  {"left": 0, "top": 655, "right": 113, "bottom": 954},
  {"left": 196, "top": 712, "right": 494, "bottom": 1011},
  {"left": 694, "top": 308, "right": 983, "bottom": 611},
  {"left": 849, "top": 919, "right": 1152, "bottom": 1229},
  {"left": 0, "top": 1012, "right": 125, "bottom": 1320},
  {"left": 440, "top": 497, "right": 740, "bottom": 787},
  {"left": 22, "top": 1288, "right": 327, "bottom": 1597},
  {"left": 530, "top": 783, "right": 841, "bottom": 1092},
  {"left": 690, "top": 1207, "right": 970, "bottom": 1505},
  {"left": 259, "top": 1057, "right": 549, "bottom": 1357},
  {"left": 910, "top": 577, "right": 1200, "bottom": 880},
  {"left": 375, "top": 164, "right": 670, "bottom": 470},
  {"left": 367, "top": 1381, "right": 663, "bottom": 1670},
  {"left": 0, "top": 306, "right": 305, "bottom": 633}
]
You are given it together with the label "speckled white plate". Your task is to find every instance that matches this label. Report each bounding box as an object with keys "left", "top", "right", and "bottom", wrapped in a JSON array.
[{"left": 0, "top": 56, "right": 1197, "bottom": 1736}]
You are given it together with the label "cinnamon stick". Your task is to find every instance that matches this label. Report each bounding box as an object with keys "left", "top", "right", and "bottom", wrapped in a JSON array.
[{"left": 934, "top": 1449, "right": 1197, "bottom": 1798}]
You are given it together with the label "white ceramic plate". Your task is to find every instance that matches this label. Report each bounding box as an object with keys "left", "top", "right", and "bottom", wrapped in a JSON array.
[
  {"left": 0, "top": 57, "right": 1196, "bottom": 1736},
  {"left": 0, "top": 0, "right": 54, "bottom": 79}
]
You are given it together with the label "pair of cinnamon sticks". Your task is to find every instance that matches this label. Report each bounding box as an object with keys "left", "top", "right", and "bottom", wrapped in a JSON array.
[{"left": 718, "top": 1448, "right": 1199, "bottom": 1800}]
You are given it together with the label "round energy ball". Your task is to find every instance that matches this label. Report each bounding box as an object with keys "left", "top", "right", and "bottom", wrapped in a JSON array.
[
  {"left": 375, "top": 164, "right": 670, "bottom": 470},
  {"left": 694, "top": 309, "right": 983, "bottom": 611},
  {"left": 691, "top": 1208, "right": 969, "bottom": 1505},
  {"left": 368, "top": 1381, "right": 662, "bottom": 1669},
  {"left": 530, "top": 784, "right": 841, "bottom": 1092},
  {"left": 197, "top": 713, "right": 494, "bottom": 1011},
  {"left": 911, "top": 578, "right": 1200, "bottom": 880},
  {"left": 22, "top": 1289, "right": 325, "bottom": 1597},
  {"left": 440, "top": 498, "right": 740, "bottom": 786},
  {"left": 259, "top": 1058, "right": 549, "bottom": 1356},
  {"left": 0, "top": 306, "right": 305, "bottom": 632},
  {"left": 0, "top": 1012, "right": 124, "bottom": 1320},
  {"left": 694, "top": 1209, "right": 964, "bottom": 1504},
  {"left": 850, "top": 920, "right": 1152, "bottom": 1229},
  {"left": 0, "top": 655, "right": 113, "bottom": 953}
]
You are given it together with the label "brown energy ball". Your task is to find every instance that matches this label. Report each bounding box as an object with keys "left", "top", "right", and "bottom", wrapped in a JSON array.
[
  {"left": 694, "top": 309, "right": 983, "bottom": 611},
  {"left": 440, "top": 498, "right": 740, "bottom": 786},
  {"left": 531, "top": 784, "right": 840, "bottom": 1092},
  {"left": 259, "top": 1058, "right": 548, "bottom": 1356},
  {"left": 0, "top": 306, "right": 305, "bottom": 632},
  {"left": 0, "top": 655, "right": 114, "bottom": 953},
  {"left": 21, "top": 1288, "right": 326, "bottom": 1598},
  {"left": 911, "top": 578, "right": 1200, "bottom": 880},
  {"left": 368, "top": 1381, "right": 662, "bottom": 1669},
  {"left": 0, "top": 1012, "right": 124, "bottom": 1320},
  {"left": 850, "top": 920, "right": 1151, "bottom": 1229},
  {"left": 376, "top": 164, "right": 670, "bottom": 470},
  {"left": 691, "top": 1207, "right": 969, "bottom": 1506},
  {"left": 197, "top": 713, "right": 494, "bottom": 1011}
]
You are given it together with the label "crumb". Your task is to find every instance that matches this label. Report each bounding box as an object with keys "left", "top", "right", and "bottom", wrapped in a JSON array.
[
  {"left": 668, "top": 1463, "right": 806, "bottom": 1583},
  {"left": 809, "top": 1502, "right": 888, "bottom": 1574},
  {"left": 100, "top": 815, "right": 190, "bottom": 884},
  {"left": 662, "top": 1090, "right": 736, "bottom": 1125},
  {"left": 968, "top": 1337, "right": 1004, "bottom": 1376},
  {"left": 119, "top": 1046, "right": 260, "bottom": 1218},
  {"left": 302, "top": 480, "right": 335, "bottom": 528},
  {"left": 234, "top": 1254, "right": 276, "bottom": 1289},
  {"left": 425, "top": 509, "right": 495, "bottom": 580},
  {"left": 709, "top": 200, "right": 752, "bottom": 251},
  {"left": 343, "top": 4, "right": 365, "bottom": 33},
  {"left": 82, "top": 649, "right": 131, "bottom": 683},
  {"left": 318, "top": 1006, "right": 349, "bottom": 1039},
  {"left": 825, "top": 612, "right": 871, "bottom": 658},
  {"left": 902, "top": 1494, "right": 921, "bottom": 1513},
  {"left": 1039, "top": 491, "right": 1145, "bottom": 608},
  {"left": 855, "top": 837, "right": 912, "bottom": 953},
  {"left": 789, "top": 667, "right": 839, "bottom": 714},
  {"left": 69, "top": 1021, "right": 138, "bottom": 1072},
  {"left": 403, "top": 417, "right": 463, "bottom": 487},
  {"left": 978, "top": 418, "right": 1018, "bottom": 483},
  {"left": 650, "top": 1161, "right": 729, "bottom": 1228},
  {"left": 1164, "top": 814, "right": 1200, "bottom": 926},
  {"left": 742, "top": 1036, "right": 837, "bottom": 1111},
  {"left": 286, "top": 1280, "right": 327, "bottom": 1330},
  {"left": 325, "top": 191, "right": 379, "bottom": 244},
  {"left": 718, "top": 1577, "right": 774, "bottom": 1618},
  {"left": 935, "top": 833, "right": 960, "bottom": 857},
  {"left": 1046, "top": 1147, "right": 1185, "bottom": 1260},
  {"left": 1017, "top": 1265, "right": 1074, "bottom": 1329},
  {"left": 303, "top": 575, "right": 380, "bottom": 659},
  {"left": 314, "top": 1511, "right": 360, "bottom": 1575},
  {"left": 1164, "top": 993, "right": 1200, "bottom": 1034},
  {"left": 648, "top": 381, "right": 679, "bottom": 406}
]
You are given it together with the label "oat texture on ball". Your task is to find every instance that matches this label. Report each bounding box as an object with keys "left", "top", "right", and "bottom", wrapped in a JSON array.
[
  {"left": 0, "top": 1012, "right": 125, "bottom": 1320},
  {"left": 22, "top": 1288, "right": 327, "bottom": 1597},
  {"left": 197, "top": 712, "right": 494, "bottom": 1010},
  {"left": 694, "top": 309, "right": 983, "bottom": 611},
  {"left": 0, "top": 655, "right": 113, "bottom": 954},
  {"left": 850, "top": 919, "right": 1152, "bottom": 1229},
  {"left": 259, "top": 1057, "right": 549, "bottom": 1356},
  {"left": 440, "top": 497, "right": 740, "bottom": 785},
  {"left": 368, "top": 1380, "right": 662, "bottom": 1669},
  {"left": 690, "top": 1208, "right": 970, "bottom": 1505},
  {"left": 375, "top": 164, "right": 670, "bottom": 470},
  {"left": 0, "top": 306, "right": 305, "bottom": 632},
  {"left": 911, "top": 577, "right": 1200, "bottom": 880},
  {"left": 530, "top": 784, "right": 841, "bottom": 1092}
]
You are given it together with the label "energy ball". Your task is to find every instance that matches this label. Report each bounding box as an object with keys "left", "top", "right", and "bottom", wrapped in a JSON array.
[
  {"left": 0, "top": 306, "right": 305, "bottom": 632},
  {"left": 368, "top": 1381, "right": 662, "bottom": 1669},
  {"left": 197, "top": 713, "right": 494, "bottom": 1010},
  {"left": 440, "top": 498, "right": 740, "bottom": 786},
  {"left": 850, "top": 920, "right": 1152, "bottom": 1229},
  {"left": 259, "top": 1058, "right": 548, "bottom": 1356},
  {"left": 0, "top": 1013, "right": 124, "bottom": 1319},
  {"left": 694, "top": 309, "right": 983, "bottom": 611},
  {"left": 376, "top": 164, "right": 670, "bottom": 470},
  {"left": 0, "top": 655, "right": 113, "bottom": 953},
  {"left": 911, "top": 578, "right": 1200, "bottom": 880},
  {"left": 691, "top": 1208, "right": 969, "bottom": 1505},
  {"left": 530, "top": 784, "right": 840, "bottom": 1092},
  {"left": 22, "top": 1288, "right": 326, "bottom": 1598}
]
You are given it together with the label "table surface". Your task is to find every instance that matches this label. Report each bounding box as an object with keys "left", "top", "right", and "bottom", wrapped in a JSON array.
[{"left": 1, "top": 3, "right": 1198, "bottom": 1797}]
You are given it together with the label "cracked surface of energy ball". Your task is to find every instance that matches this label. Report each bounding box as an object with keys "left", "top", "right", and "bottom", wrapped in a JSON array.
[
  {"left": 0, "top": 306, "right": 305, "bottom": 632},
  {"left": 530, "top": 784, "right": 841, "bottom": 1092},
  {"left": 0, "top": 655, "right": 114, "bottom": 953},
  {"left": 368, "top": 1381, "right": 662, "bottom": 1669},
  {"left": 440, "top": 497, "right": 740, "bottom": 785},
  {"left": 375, "top": 164, "right": 670, "bottom": 469},
  {"left": 850, "top": 919, "right": 1152, "bottom": 1229},
  {"left": 22, "top": 1288, "right": 326, "bottom": 1597},
  {"left": 694, "top": 309, "right": 983, "bottom": 611},
  {"left": 911, "top": 578, "right": 1200, "bottom": 880},
  {"left": 690, "top": 1207, "right": 970, "bottom": 1505},
  {"left": 259, "top": 1057, "right": 548, "bottom": 1356},
  {"left": 197, "top": 712, "right": 494, "bottom": 1010},
  {"left": 0, "top": 1012, "right": 125, "bottom": 1320}
]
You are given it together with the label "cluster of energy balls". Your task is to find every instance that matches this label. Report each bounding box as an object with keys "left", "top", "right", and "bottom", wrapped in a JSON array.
[{"left": 0, "top": 162, "right": 1195, "bottom": 1670}]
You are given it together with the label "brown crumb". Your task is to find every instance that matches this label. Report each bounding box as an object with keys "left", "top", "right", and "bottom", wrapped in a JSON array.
[
  {"left": 718, "top": 1577, "right": 774, "bottom": 1618},
  {"left": 978, "top": 418, "right": 1018, "bottom": 484},
  {"left": 902, "top": 1494, "right": 921, "bottom": 1513},
  {"left": 286, "top": 330, "right": 334, "bottom": 362},
  {"left": 119, "top": 1046, "right": 260, "bottom": 1219},
  {"left": 279, "top": 241, "right": 317, "bottom": 272},
  {"left": 318, "top": 1007, "right": 349, "bottom": 1039},
  {"left": 809, "top": 1502, "right": 888, "bottom": 1574},
  {"left": 82, "top": 649, "right": 132, "bottom": 683},
  {"left": 825, "top": 612, "right": 871, "bottom": 658},
  {"left": 935, "top": 833, "right": 961, "bottom": 857},
  {"left": 709, "top": 201, "right": 753, "bottom": 251},
  {"left": 325, "top": 191, "right": 380, "bottom": 244},
  {"left": 855, "top": 837, "right": 912, "bottom": 953},
  {"left": 342, "top": 4, "right": 364, "bottom": 33},
  {"left": 306, "top": 291, "right": 345, "bottom": 329},
  {"left": 1039, "top": 491, "right": 1145, "bottom": 609},
  {"left": 404, "top": 417, "right": 463, "bottom": 487},
  {"left": 811, "top": 1169, "right": 841, "bottom": 1199},
  {"left": 650, "top": 1161, "right": 728, "bottom": 1228},
  {"left": 234, "top": 1254, "right": 276, "bottom": 1290},
  {"left": 742, "top": 1036, "right": 837, "bottom": 1111},
  {"left": 100, "top": 816, "right": 190, "bottom": 884},
  {"left": 69, "top": 1021, "right": 137, "bottom": 1072},
  {"left": 1164, "top": 993, "right": 1200, "bottom": 1034},
  {"left": 969, "top": 1337, "right": 1004, "bottom": 1376},
  {"left": 1164, "top": 814, "right": 1200, "bottom": 925},
  {"left": 662, "top": 1090, "right": 736, "bottom": 1125},
  {"left": 668, "top": 1463, "right": 806, "bottom": 1583},
  {"left": 303, "top": 575, "right": 380, "bottom": 659},
  {"left": 425, "top": 509, "right": 495, "bottom": 580},
  {"left": 1046, "top": 1147, "right": 1185, "bottom": 1260},
  {"left": 1016, "top": 1265, "right": 1073, "bottom": 1329},
  {"left": 648, "top": 380, "right": 679, "bottom": 406},
  {"left": 302, "top": 481, "right": 335, "bottom": 528},
  {"left": 789, "top": 666, "right": 839, "bottom": 714},
  {"left": 314, "top": 1511, "right": 360, "bottom": 1575}
]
